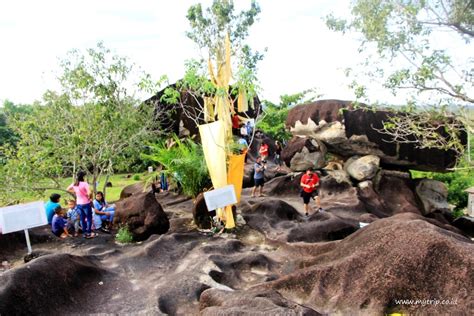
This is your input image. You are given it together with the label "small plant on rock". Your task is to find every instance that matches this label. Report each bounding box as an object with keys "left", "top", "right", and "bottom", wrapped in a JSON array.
[{"left": 116, "top": 225, "right": 133, "bottom": 244}]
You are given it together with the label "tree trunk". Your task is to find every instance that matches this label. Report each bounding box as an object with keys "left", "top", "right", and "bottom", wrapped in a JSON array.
[{"left": 102, "top": 174, "right": 110, "bottom": 199}]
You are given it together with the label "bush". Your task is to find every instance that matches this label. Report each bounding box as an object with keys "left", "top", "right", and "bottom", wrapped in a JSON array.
[
  {"left": 116, "top": 226, "right": 133, "bottom": 244},
  {"left": 141, "top": 136, "right": 211, "bottom": 197},
  {"left": 132, "top": 174, "right": 140, "bottom": 181}
]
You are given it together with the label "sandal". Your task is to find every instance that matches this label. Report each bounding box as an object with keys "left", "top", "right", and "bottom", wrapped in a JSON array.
[{"left": 85, "top": 232, "right": 98, "bottom": 239}]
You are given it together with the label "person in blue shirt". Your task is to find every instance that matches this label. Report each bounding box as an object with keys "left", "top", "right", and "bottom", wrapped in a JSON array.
[
  {"left": 51, "top": 206, "right": 70, "bottom": 238},
  {"left": 93, "top": 191, "right": 115, "bottom": 232},
  {"left": 251, "top": 156, "right": 266, "bottom": 198},
  {"left": 45, "top": 193, "right": 61, "bottom": 224}
]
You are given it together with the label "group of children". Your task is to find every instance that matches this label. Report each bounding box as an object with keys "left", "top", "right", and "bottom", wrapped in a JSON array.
[{"left": 46, "top": 191, "right": 115, "bottom": 239}]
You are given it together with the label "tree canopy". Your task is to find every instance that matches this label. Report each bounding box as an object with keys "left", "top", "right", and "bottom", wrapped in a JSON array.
[{"left": 327, "top": 0, "right": 473, "bottom": 159}]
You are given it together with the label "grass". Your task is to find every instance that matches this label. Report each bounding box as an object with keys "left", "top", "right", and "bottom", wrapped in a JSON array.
[{"left": 7, "top": 173, "right": 143, "bottom": 206}]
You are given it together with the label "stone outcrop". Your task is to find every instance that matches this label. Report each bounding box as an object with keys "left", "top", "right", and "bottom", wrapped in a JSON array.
[
  {"left": 345, "top": 155, "right": 380, "bottom": 181},
  {"left": 146, "top": 83, "right": 261, "bottom": 138},
  {"left": 115, "top": 191, "right": 170, "bottom": 241},
  {"left": 281, "top": 137, "right": 326, "bottom": 171},
  {"left": 415, "top": 179, "right": 450, "bottom": 215},
  {"left": 286, "top": 100, "right": 466, "bottom": 172}
]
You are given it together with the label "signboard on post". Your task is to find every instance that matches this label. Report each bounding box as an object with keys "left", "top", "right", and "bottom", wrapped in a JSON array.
[
  {"left": 0, "top": 201, "right": 47, "bottom": 253},
  {"left": 203, "top": 185, "right": 237, "bottom": 211}
]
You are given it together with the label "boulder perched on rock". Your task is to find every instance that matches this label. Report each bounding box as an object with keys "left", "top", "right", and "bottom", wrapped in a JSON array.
[
  {"left": 261, "top": 213, "right": 474, "bottom": 315},
  {"left": 281, "top": 137, "right": 326, "bottom": 171},
  {"left": 345, "top": 155, "right": 380, "bottom": 181},
  {"left": 115, "top": 191, "right": 170, "bottom": 241},
  {"left": 0, "top": 254, "right": 104, "bottom": 315},
  {"left": 415, "top": 179, "right": 450, "bottom": 215},
  {"left": 286, "top": 100, "right": 466, "bottom": 172}
]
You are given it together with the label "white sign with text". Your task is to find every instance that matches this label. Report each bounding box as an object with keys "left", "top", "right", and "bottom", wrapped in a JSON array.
[
  {"left": 203, "top": 185, "right": 237, "bottom": 211},
  {"left": 0, "top": 201, "right": 47, "bottom": 234}
]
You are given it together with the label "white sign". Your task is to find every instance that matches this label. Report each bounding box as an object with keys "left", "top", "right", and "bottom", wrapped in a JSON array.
[
  {"left": 203, "top": 185, "right": 237, "bottom": 211},
  {"left": 0, "top": 201, "right": 47, "bottom": 234}
]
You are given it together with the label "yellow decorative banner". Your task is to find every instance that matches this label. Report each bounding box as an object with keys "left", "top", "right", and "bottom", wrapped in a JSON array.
[
  {"left": 227, "top": 153, "right": 246, "bottom": 202},
  {"left": 199, "top": 121, "right": 227, "bottom": 189}
]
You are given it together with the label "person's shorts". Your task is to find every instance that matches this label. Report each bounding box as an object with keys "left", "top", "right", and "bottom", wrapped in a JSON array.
[
  {"left": 301, "top": 190, "right": 318, "bottom": 204},
  {"left": 254, "top": 178, "right": 265, "bottom": 187}
]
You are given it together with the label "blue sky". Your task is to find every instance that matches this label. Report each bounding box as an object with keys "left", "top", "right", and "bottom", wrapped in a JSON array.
[{"left": 0, "top": 0, "right": 470, "bottom": 106}]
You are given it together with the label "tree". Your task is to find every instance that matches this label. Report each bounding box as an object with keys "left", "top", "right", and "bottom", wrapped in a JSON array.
[
  {"left": 0, "top": 43, "right": 155, "bottom": 205},
  {"left": 327, "top": 0, "right": 473, "bottom": 159},
  {"left": 161, "top": 0, "right": 263, "bottom": 142}
]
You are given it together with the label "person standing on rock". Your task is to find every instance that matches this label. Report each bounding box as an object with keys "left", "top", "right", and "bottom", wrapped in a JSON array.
[
  {"left": 251, "top": 156, "right": 266, "bottom": 197},
  {"left": 259, "top": 141, "right": 269, "bottom": 162},
  {"left": 300, "top": 168, "right": 322, "bottom": 216},
  {"left": 67, "top": 171, "right": 97, "bottom": 239}
]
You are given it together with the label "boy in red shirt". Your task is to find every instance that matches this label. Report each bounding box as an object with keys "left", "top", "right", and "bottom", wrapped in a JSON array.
[
  {"left": 300, "top": 168, "right": 322, "bottom": 216},
  {"left": 259, "top": 142, "right": 269, "bottom": 161}
]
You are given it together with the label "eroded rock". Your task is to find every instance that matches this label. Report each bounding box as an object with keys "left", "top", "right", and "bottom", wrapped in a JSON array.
[{"left": 115, "top": 191, "right": 170, "bottom": 241}]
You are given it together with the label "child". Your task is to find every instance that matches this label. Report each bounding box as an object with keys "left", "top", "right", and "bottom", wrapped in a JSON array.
[
  {"left": 66, "top": 200, "right": 81, "bottom": 237},
  {"left": 51, "top": 206, "right": 70, "bottom": 239},
  {"left": 45, "top": 193, "right": 61, "bottom": 224},
  {"left": 93, "top": 191, "right": 115, "bottom": 232}
]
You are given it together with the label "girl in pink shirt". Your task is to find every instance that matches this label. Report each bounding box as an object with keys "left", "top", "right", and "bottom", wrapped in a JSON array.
[{"left": 67, "top": 171, "right": 96, "bottom": 238}]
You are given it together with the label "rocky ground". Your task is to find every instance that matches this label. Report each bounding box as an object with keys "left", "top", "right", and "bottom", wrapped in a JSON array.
[{"left": 1, "top": 181, "right": 473, "bottom": 315}]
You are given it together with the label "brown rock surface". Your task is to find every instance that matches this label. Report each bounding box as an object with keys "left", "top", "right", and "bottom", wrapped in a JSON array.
[
  {"left": 115, "top": 191, "right": 170, "bottom": 241},
  {"left": 262, "top": 213, "right": 474, "bottom": 315},
  {"left": 281, "top": 137, "right": 326, "bottom": 171},
  {"left": 0, "top": 254, "right": 104, "bottom": 315}
]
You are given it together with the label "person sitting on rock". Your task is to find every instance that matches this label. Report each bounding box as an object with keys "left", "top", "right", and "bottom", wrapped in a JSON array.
[
  {"left": 66, "top": 199, "right": 81, "bottom": 237},
  {"left": 93, "top": 191, "right": 115, "bottom": 232},
  {"left": 300, "top": 168, "right": 322, "bottom": 216},
  {"left": 251, "top": 156, "right": 266, "bottom": 198},
  {"left": 51, "top": 206, "right": 70, "bottom": 239},
  {"left": 45, "top": 193, "right": 61, "bottom": 225}
]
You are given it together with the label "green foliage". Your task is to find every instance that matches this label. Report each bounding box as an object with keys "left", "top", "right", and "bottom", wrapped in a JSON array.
[
  {"left": 116, "top": 225, "right": 134, "bottom": 244},
  {"left": 142, "top": 136, "right": 211, "bottom": 197},
  {"left": 258, "top": 88, "right": 321, "bottom": 142},
  {"left": 0, "top": 43, "right": 154, "bottom": 205},
  {"left": 326, "top": 0, "right": 473, "bottom": 155},
  {"left": 132, "top": 174, "right": 141, "bottom": 181}
]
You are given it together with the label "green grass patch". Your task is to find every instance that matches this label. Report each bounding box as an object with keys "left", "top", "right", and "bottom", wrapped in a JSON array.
[{"left": 3, "top": 173, "right": 143, "bottom": 206}]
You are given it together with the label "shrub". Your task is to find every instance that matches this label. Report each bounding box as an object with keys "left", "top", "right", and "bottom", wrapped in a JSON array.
[
  {"left": 142, "top": 136, "right": 211, "bottom": 197},
  {"left": 116, "top": 226, "right": 133, "bottom": 244},
  {"left": 132, "top": 174, "right": 140, "bottom": 181}
]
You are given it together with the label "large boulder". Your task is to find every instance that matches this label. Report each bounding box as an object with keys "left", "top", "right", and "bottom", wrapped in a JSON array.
[
  {"left": 415, "top": 179, "right": 450, "bottom": 215},
  {"left": 261, "top": 213, "right": 474, "bottom": 315},
  {"left": 373, "top": 170, "right": 422, "bottom": 215},
  {"left": 146, "top": 83, "right": 261, "bottom": 138},
  {"left": 0, "top": 254, "right": 104, "bottom": 315},
  {"left": 119, "top": 182, "right": 145, "bottom": 199},
  {"left": 241, "top": 199, "right": 359, "bottom": 243},
  {"left": 345, "top": 155, "right": 380, "bottom": 181},
  {"left": 286, "top": 100, "right": 466, "bottom": 172},
  {"left": 115, "top": 191, "right": 170, "bottom": 241},
  {"left": 281, "top": 137, "right": 326, "bottom": 171}
]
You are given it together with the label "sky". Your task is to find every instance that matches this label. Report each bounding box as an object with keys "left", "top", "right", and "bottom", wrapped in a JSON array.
[{"left": 0, "top": 0, "right": 471, "bottom": 106}]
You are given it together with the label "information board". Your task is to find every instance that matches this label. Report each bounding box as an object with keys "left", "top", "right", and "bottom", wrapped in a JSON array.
[
  {"left": 0, "top": 201, "right": 47, "bottom": 234},
  {"left": 203, "top": 185, "right": 237, "bottom": 211}
]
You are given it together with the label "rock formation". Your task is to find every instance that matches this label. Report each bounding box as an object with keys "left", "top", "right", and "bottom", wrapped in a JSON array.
[{"left": 115, "top": 191, "right": 170, "bottom": 241}]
